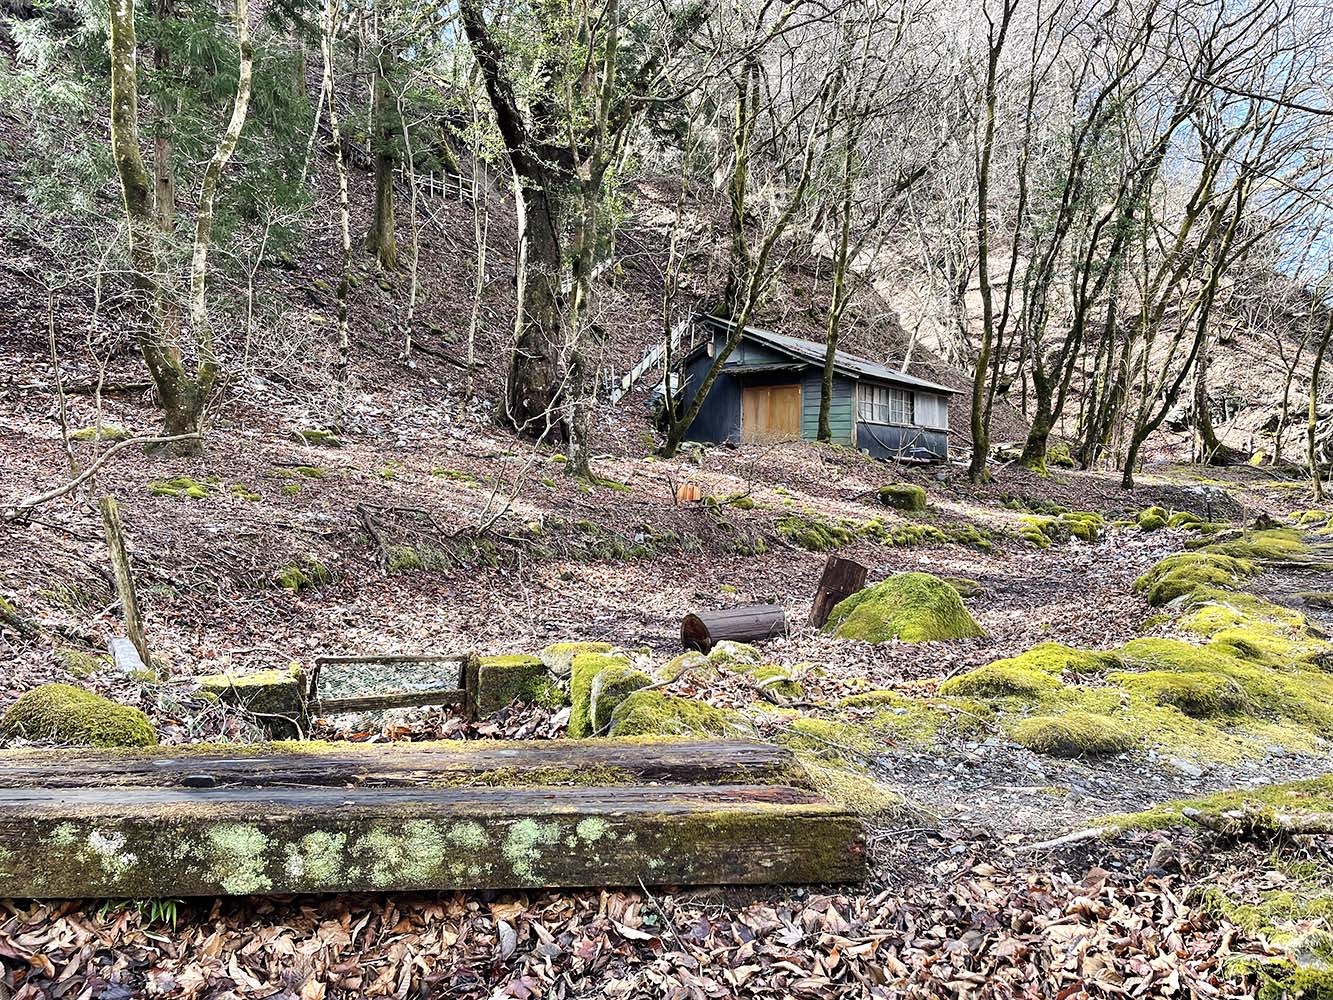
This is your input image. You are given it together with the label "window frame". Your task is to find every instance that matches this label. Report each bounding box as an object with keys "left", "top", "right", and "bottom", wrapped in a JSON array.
[{"left": 856, "top": 382, "right": 915, "bottom": 427}]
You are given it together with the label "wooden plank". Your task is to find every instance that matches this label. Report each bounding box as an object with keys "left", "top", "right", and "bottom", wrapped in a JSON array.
[
  {"left": 0, "top": 783, "right": 866, "bottom": 896},
  {"left": 0, "top": 739, "right": 803, "bottom": 789}
]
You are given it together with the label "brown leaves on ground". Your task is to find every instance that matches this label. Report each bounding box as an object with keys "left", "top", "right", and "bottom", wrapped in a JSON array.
[{"left": 0, "top": 858, "right": 1259, "bottom": 999}]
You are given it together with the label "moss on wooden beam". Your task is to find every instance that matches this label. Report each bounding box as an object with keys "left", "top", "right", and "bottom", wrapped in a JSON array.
[{"left": 0, "top": 784, "right": 866, "bottom": 896}]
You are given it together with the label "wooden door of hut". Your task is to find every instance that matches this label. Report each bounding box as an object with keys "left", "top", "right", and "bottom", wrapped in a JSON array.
[{"left": 741, "top": 384, "right": 801, "bottom": 443}]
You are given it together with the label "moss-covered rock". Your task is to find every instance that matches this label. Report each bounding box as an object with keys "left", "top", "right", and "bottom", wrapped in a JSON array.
[
  {"left": 1201, "top": 528, "right": 1312, "bottom": 562},
  {"left": 1059, "top": 511, "right": 1105, "bottom": 542},
  {"left": 1137, "top": 506, "right": 1169, "bottom": 531},
  {"left": 1012, "top": 712, "right": 1133, "bottom": 757},
  {"left": 567, "top": 652, "right": 628, "bottom": 738},
  {"left": 273, "top": 560, "right": 332, "bottom": 593},
  {"left": 539, "top": 641, "right": 614, "bottom": 678},
  {"left": 0, "top": 684, "right": 156, "bottom": 747},
  {"left": 1167, "top": 510, "right": 1204, "bottom": 529},
  {"left": 70, "top": 423, "right": 130, "bottom": 443},
  {"left": 877, "top": 484, "right": 927, "bottom": 512},
  {"left": 824, "top": 573, "right": 985, "bottom": 644},
  {"left": 606, "top": 690, "right": 734, "bottom": 738},
  {"left": 1114, "top": 670, "right": 1252, "bottom": 718},
  {"left": 200, "top": 665, "right": 307, "bottom": 724},
  {"left": 743, "top": 664, "right": 804, "bottom": 700},
  {"left": 778, "top": 514, "right": 856, "bottom": 552},
  {"left": 472, "top": 655, "right": 566, "bottom": 718},
  {"left": 590, "top": 664, "right": 653, "bottom": 734},
  {"left": 940, "top": 661, "right": 1062, "bottom": 699},
  {"left": 706, "top": 640, "right": 762, "bottom": 666},
  {"left": 1046, "top": 442, "right": 1076, "bottom": 468}
]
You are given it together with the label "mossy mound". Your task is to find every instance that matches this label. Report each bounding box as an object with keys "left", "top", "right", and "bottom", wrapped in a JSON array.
[
  {"left": 149, "top": 475, "right": 217, "bottom": 500},
  {"left": 1018, "top": 516, "right": 1058, "bottom": 548},
  {"left": 1059, "top": 511, "right": 1105, "bottom": 542},
  {"left": 1114, "top": 670, "right": 1253, "bottom": 718},
  {"left": 659, "top": 650, "right": 710, "bottom": 680},
  {"left": 941, "top": 642, "right": 1117, "bottom": 698},
  {"left": 589, "top": 664, "right": 653, "bottom": 734},
  {"left": 825, "top": 573, "right": 985, "bottom": 644},
  {"left": 1134, "top": 551, "right": 1257, "bottom": 605},
  {"left": 273, "top": 560, "right": 332, "bottom": 593},
  {"left": 940, "top": 660, "right": 1062, "bottom": 698},
  {"left": 778, "top": 514, "right": 857, "bottom": 552},
  {"left": 1167, "top": 510, "right": 1204, "bottom": 529},
  {"left": 607, "top": 690, "right": 734, "bottom": 738},
  {"left": 877, "top": 484, "right": 927, "bottom": 512},
  {"left": 742, "top": 664, "right": 803, "bottom": 700},
  {"left": 473, "top": 655, "right": 566, "bottom": 717},
  {"left": 1012, "top": 712, "right": 1133, "bottom": 757},
  {"left": 70, "top": 423, "right": 130, "bottom": 442},
  {"left": 1137, "top": 506, "right": 1169, "bottom": 531},
  {"left": 567, "top": 652, "right": 629, "bottom": 738},
  {"left": 1200, "top": 528, "right": 1312, "bottom": 562},
  {"left": 0, "top": 683, "right": 156, "bottom": 747}
]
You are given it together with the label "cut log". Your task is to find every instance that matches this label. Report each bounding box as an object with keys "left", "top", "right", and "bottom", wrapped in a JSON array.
[
  {"left": 0, "top": 740, "right": 865, "bottom": 896},
  {"left": 681, "top": 604, "right": 787, "bottom": 653},
  {"left": 808, "top": 555, "right": 868, "bottom": 628}
]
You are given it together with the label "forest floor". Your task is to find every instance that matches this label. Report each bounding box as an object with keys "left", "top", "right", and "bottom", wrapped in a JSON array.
[{"left": 2, "top": 347, "right": 1332, "bottom": 996}]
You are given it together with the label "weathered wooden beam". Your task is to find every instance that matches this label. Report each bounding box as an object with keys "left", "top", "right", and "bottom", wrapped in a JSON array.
[
  {"left": 0, "top": 783, "right": 865, "bottom": 897},
  {"left": 0, "top": 738, "right": 804, "bottom": 789}
]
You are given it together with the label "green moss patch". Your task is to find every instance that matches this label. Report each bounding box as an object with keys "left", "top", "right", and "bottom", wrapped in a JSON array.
[
  {"left": 1012, "top": 712, "right": 1133, "bottom": 757},
  {"left": 473, "top": 655, "right": 566, "bottom": 718},
  {"left": 1059, "top": 511, "right": 1105, "bottom": 542},
  {"left": 567, "top": 652, "right": 630, "bottom": 738},
  {"left": 149, "top": 475, "right": 217, "bottom": 500},
  {"left": 607, "top": 690, "right": 735, "bottom": 738},
  {"left": 292, "top": 428, "right": 341, "bottom": 448},
  {"left": 200, "top": 666, "right": 307, "bottom": 721},
  {"left": 877, "top": 484, "right": 927, "bottom": 512},
  {"left": 540, "top": 641, "right": 614, "bottom": 677},
  {"left": 274, "top": 559, "right": 332, "bottom": 593},
  {"left": 0, "top": 684, "right": 156, "bottom": 747},
  {"left": 825, "top": 573, "right": 985, "bottom": 644},
  {"left": 1137, "top": 506, "right": 1168, "bottom": 531},
  {"left": 590, "top": 665, "right": 653, "bottom": 734},
  {"left": 1134, "top": 551, "right": 1257, "bottom": 605},
  {"left": 70, "top": 423, "right": 130, "bottom": 442}
]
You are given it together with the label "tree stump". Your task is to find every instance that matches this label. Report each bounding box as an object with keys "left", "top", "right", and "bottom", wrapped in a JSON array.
[
  {"left": 808, "top": 555, "right": 869, "bottom": 628},
  {"left": 681, "top": 604, "right": 787, "bottom": 653}
]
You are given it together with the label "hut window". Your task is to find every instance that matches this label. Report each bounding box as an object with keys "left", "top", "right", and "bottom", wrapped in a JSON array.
[{"left": 857, "top": 384, "right": 914, "bottom": 425}]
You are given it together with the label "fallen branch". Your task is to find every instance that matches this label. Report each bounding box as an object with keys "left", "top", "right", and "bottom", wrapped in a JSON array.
[
  {"left": 4, "top": 433, "right": 203, "bottom": 522},
  {"left": 1017, "top": 827, "right": 1108, "bottom": 853}
]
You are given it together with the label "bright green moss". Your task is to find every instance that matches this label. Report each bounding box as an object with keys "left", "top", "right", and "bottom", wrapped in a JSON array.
[
  {"left": 540, "top": 641, "right": 614, "bottom": 675},
  {"left": 778, "top": 514, "right": 856, "bottom": 552},
  {"left": 70, "top": 423, "right": 130, "bottom": 442},
  {"left": 568, "top": 652, "right": 628, "bottom": 738},
  {"left": 292, "top": 428, "right": 341, "bottom": 448},
  {"left": 1059, "top": 511, "right": 1105, "bottom": 542},
  {"left": 1018, "top": 516, "right": 1056, "bottom": 548},
  {"left": 274, "top": 559, "right": 331, "bottom": 592},
  {"left": 660, "top": 651, "right": 709, "bottom": 680},
  {"left": 1012, "top": 712, "right": 1133, "bottom": 757},
  {"left": 607, "top": 690, "right": 735, "bottom": 738},
  {"left": 797, "top": 760, "right": 904, "bottom": 820},
  {"left": 1137, "top": 506, "right": 1169, "bottom": 531},
  {"left": 473, "top": 655, "right": 565, "bottom": 717},
  {"left": 590, "top": 665, "right": 653, "bottom": 734},
  {"left": 1114, "top": 670, "right": 1253, "bottom": 718},
  {"left": 229, "top": 483, "right": 261, "bottom": 502},
  {"left": 59, "top": 648, "right": 109, "bottom": 679},
  {"left": 824, "top": 573, "right": 985, "bottom": 644},
  {"left": 877, "top": 484, "right": 927, "bottom": 512},
  {"left": 199, "top": 666, "right": 306, "bottom": 720},
  {"left": 0, "top": 683, "right": 156, "bottom": 747},
  {"left": 1168, "top": 511, "right": 1204, "bottom": 529},
  {"left": 149, "top": 475, "right": 215, "bottom": 500},
  {"left": 1204, "top": 528, "right": 1311, "bottom": 562},
  {"left": 386, "top": 545, "right": 425, "bottom": 572},
  {"left": 1134, "top": 551, "right": 1257, "bottom": 605},
  {"left": 940, "top": 661, "right": 1062, "bottom": 698},
  {"left": 1108, "top": 774, "right": 1333, "bottom": 833}
]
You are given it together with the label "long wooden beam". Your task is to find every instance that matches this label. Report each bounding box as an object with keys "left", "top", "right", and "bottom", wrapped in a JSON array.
[{"left": 0, "top": 740, "right": 867, "bottom": 896}]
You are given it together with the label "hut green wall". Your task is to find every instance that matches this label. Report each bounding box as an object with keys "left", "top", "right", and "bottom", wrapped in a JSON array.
[{"left": 800, "top": 371, "right": 855, "bottom": 445}]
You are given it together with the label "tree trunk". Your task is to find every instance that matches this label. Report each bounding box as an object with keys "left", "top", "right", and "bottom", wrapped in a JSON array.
[
  {"left": 365, "top": 38, "right": 398, "bottom": 271},
  {"left": 1309, "top": 312, "right": 1333, "bottom": 501},
  {"left": 506, "top": 180, "right": 567, "bottom": 440},
  {"left": 321, "top": 0, "right": 353, "bottom": 425}
]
